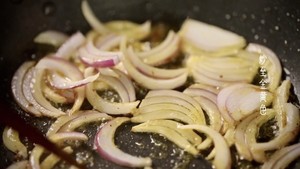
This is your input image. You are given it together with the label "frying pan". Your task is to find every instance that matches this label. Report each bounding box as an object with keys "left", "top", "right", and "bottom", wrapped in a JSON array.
[{"left": 0, "top": 0, "right": 300, "bottom": 168}]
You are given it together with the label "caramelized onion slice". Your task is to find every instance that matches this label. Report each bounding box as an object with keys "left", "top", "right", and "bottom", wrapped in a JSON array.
[{"left": 94, "top": 117, "right": 152, "bottom": 168}]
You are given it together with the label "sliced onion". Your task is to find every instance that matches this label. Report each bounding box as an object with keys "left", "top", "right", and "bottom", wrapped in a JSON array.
[
  {"left": 127, "top": 46, "right": 187, "bottom": 79},
  {"left": 132, "top": 121, "right": 199, "bottom": 155},
  {"left": 34, "top": 30, "right": 68, "bottom": 47},
  {"left": 40, "top": 146, "right": 73, "bottom": 169},
  {"left": 95, "top": 33, "right": 122, "bottom": 51},
  {"left": 85, "top": 68, "right": 140, "bottom": 114},
  {"left": 7, "top": 160, "right": 30, "bottom": 169},
  {"left": 42, "top": 84, "right": 68, "bottom": 104},
  {"left": 23, "top": 68, "right": 57, "bottom": 117},
  {"left": 48, "top": 70, "right": 100, "bottom": 89},
  {"left": 120, "top": 37, "right": 188, "bottom": 89},
  {"left": 246, "top": 43, "right": 282, "bottom": 92},
  {"left": 188, "top": 83, "right": 219, "bottom": 94},
  {"left": 273, "top": 80, "right": 291, "bottom": 130},
  {"left": 186, "top": 51, "right": 259, "bottom": 88},
  {"left": 94, "top": 117, "right": 152, "bottom": 167},
  {"left": 251, "top": 103, "right": 300, "bottom": 162},
  {"left": 193, "top": 96, "right": 223, "bottom": 132},
  {"left": 59, "top": 110, "right": 112, "bottom": 132},
  {"left": 184, "top": 87, "right": 218, "bottom": 104},
  {"left": 217, "top": 83, "right": 272, "bottom": 125},
  {"left": 11, "top": 61, "right": 41, "bottom": 116},
  {"left": 34, "top": 56, "right": 85, "bottom": 116},
  {"left": 180, "top": 18, "right": 245, "bottom": 52},
  {"left": 2, "top": 127, "right": 27, "bottom": 158},
  {"left": 79, "top": 41, "right": 121, "bottom": 68},
  {"left": 135, "top": 102, "right": 201, "bottom": 124},
  {"left": 245, "top": 109, "right": 276, "bottom": 163},
  {"left": 55, "top": 32, "right": 86, "bottom": 60},
  {"left": 262, "top": 143, "right": 300, "bottom": 169},
  {"left": 132, "top": 109, "right": 196, "bottom": 124},
  {"left": 145, "top": 90, "right": 206, "bottom": 124},
  {"left": 179, "top": 125, "right": 231, "bottom": 169},
  {"left": 234, "top": 112, "right": 260, "bottom": 161},
  {"left": 47, "top": 113, "right": 81, "bottom": 136},
  {"left": 137, "top": 30, "right": 180, "bottom": 66},
  {"left": 81, "top": 0, "right": 109, "bottom": 34},
  {"left": 113, "top": 69, "right": 136, "bottom": 102},
  {"left": 105, "top": 20, "right": 151, "bottom": 40}
]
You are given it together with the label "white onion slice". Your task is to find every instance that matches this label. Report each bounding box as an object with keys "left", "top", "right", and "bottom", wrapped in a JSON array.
[
  {"left": 47, "top": 113, "right": 81, "bottom": 136},
  {"left": 184, "top": 88, "right": 217, "bottom": 104},
  {"left": 85, "top": 68, "right": 140, "bottom": 114},
  {"left": 59, "top": 110, "right": 112, "bottom": 132},
  {"left": 246, "top": 43, "right": 282, "bottom": 92},
  {"left": 180, "top": 18, "right": 245, "bottom": 52},
  {"left": 137, "top": 30, "right": 180, "bottom": 65},
  {"left": 113, "top": 69, "right": 136, "bottom": 102},
  {"left": 179, "top": 125, "right": 231, "bottom": 169},
  {"left": 48, "top": 71, "right": 100, "bottom": 89},
  {"left": 81, "top": 0, "right": 109, "bottom": 34},
  {"left": 127, "top": 46, "right": 187, "bottom": 79},
  {"left": 2, "top": 127, "right": 27, "bottom": 158},
  {"left": 11, "top": 61, "right": 41, "bottom": 116},
  {"left": 120, "top": 37, "right": 188, "bottom": 89},
  {"left": 55, "top": 32, "right": 86, "bottom": 60},
  {"left": 132, "top": 122, "right": 199, "bottom": 155},
  {"left": 42, "top": 85, "right": 68, "bottom": 104},
  {"left": 262, "top": 143, "right": 300, "bottom": 169},
  {"left": 34, "top": 30, "right": 68, "bottom": 47},
  {"left": 94, "top": 117, "right": 152, "bottom": 167}
]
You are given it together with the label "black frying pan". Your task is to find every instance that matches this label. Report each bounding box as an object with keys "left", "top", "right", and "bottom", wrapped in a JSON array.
[{"left": 1, "top": 0, "right": 300, "bottom": 168}]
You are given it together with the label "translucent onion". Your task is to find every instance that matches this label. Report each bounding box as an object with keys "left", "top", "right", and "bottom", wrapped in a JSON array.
[
  {"left": 34, "top": 56, "right": 85, "bottom": 116},
  {"left": 179, "top": 125, "right": 231, "bottom": 169},
  {"left": 47, "top": 113, "right": 81, "bottom": 136},
  {"left": 59, "top": 110, "right": 112, "bottom": 132},
  {"left": 120, "top": 37, "right": 188, "bottom": 89},
  {"left": 55, "top": 32, "right": 86, "bottom": 60},
  {"left": 251, "top": 103, "right": 300, "bottom": 162},
  {"left": 273, "top": 80, "right": 291, "bottom": 130},
  {"left": 23, "top": 68, "right": 55, "bottom": 117},
  {"left": 186, "top": 51, "right": 259, "bottom": 88},
  {"left": 261, "top": 143, "right": 300, "bottom": 169},
  {"left": 246, "top": 43, "right": 282, "bottom": 92},
  {"left": 132, "top": 121, "right": 199, "bottom": 155},
  {"left": 95, "top": 33, "right": 122, "bottom": 51},
  {"left": 179, "top": 18, "right": 245, "bottom": 53},
  {"left": 42, "top": 84, "right": 68, "bottom": 104},
  {"left": 11, "top": 61, "right": 41, "bottom": 116},
  {"left": 94, "top": 117, "right": 152, "bottom": 168},
  {"left": 127, "top": 46, "right": 187, "bottom": 79},
  {"left": 34, "top": 30, "right": 68, "bottom": 47},
  {"left": 137, "top": 30, "right": 180, "bottom": 66},
  {"left": 2, "top": 127, "right": 27, "bottom": 158},
  {"left": 85, "top": 68, "right": 140, "bottom": 114}
]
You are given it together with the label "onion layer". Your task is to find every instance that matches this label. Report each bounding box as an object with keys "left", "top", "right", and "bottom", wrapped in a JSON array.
[
  {"left": 2, "top": 127, "right": 27, "bottom": 158},
  {"left": 132, "top": 121, "right": 199, "bottom": 155},
  {"left": 179, "top": 125, "right": 231, "bottom": 169},
  {"left": 34, "top": 30, "right": 68, "bottom": 47},
  {"left": 94, "top": 117, "right": 152, "bottom": 168}
]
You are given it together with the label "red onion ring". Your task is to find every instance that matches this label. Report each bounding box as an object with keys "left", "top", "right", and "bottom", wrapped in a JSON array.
[{"left": 94, "top": 117, "right": 152, "bottom": 168}]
